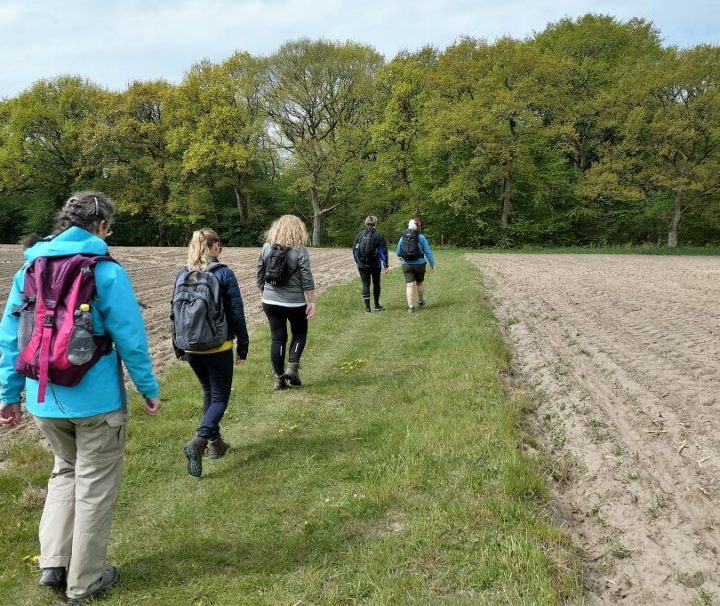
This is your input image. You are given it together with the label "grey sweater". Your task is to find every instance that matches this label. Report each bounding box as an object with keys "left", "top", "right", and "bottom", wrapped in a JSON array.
[{"left": 256, "top": 243, "right": 315, "bottom": 306}]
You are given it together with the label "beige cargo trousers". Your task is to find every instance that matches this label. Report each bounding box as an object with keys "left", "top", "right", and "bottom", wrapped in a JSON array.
[{"left": 34, "top": 410, "right": 127, "bottom": 600}]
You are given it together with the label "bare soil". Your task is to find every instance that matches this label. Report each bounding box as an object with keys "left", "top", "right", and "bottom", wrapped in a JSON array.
[
  {"left": 0, "top": 245, "right": 364, "bottom": 450},
  {"left": 469, "top": 253, "right": 720, "bottom": 605}
]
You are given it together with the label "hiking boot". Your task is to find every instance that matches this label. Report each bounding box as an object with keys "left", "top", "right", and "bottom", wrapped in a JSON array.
[
  {"left": 39, "top": 567, "right": 66, "bottom": 593},
  {"left": 373, "top": 305, "right": 384, "bottom": 312},
  {"left": 183, "top": 436, "right": 207, "bottom": 477},
  {"left": 407, "top": 305, "right": 414, "bottom": 313},
  {"left": 272, "top": 373, "right": 287, "bottom": 391},
  {"left": 67, "top": 566, "right": 118, "bottom": 605},
  {"left": 365, "top": 308, "right": 372, "bottom": 313},
  {"left": 417, "top": 299, "right": 425, "bottom": 307},
  {"left": 284, "top": 362, "right": 302, "bottom": 387},
  {"left": 208, "top": 436, "right": 230, "bottom": 460}
]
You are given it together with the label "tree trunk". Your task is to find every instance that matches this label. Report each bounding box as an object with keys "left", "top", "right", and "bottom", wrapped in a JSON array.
[
  {"left": 667, "top": 196, "right": 688, "bottom": 248},
  {"left": 501, "top": 173, "right": 512, "bottom": 227},
  {"left": 310, "top": 185, "right": 322, "bottom": 246},
  {"left": 233, "top": 186, "right": 246, "bottom": 221}
]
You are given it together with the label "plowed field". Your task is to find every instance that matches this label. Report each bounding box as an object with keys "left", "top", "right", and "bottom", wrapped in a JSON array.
[
  {"left": 0, "top": 245, "right": 364, "bottom": 373},
  {"left": 470, "top": 253, "right": 720, "bottom": 605}
]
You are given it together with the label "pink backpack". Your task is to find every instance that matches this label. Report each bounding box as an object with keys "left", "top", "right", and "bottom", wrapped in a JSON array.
[{"left": 15, "top": 254, "right": 115, "bottom": 402}]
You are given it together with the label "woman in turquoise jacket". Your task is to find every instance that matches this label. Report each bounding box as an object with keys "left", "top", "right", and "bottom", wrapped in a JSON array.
[
  {"left": 0, "top": 192, "right": 160, "bottom": 605},
  {"left": 396, "top": 219, "right": 436, "bottom": 312}
]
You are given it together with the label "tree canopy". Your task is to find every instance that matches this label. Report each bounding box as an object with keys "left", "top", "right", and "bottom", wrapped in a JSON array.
[{"left": 1, "top": 15, "right": 718, "bottom": 248}]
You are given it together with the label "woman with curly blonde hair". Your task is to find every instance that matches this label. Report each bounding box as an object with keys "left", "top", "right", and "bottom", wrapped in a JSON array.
[{"left": 256, "top": 215, "right": 316, "bottom": 390}]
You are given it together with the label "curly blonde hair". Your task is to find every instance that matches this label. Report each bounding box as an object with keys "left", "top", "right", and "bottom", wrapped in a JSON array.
[
  {"left": 186, "top": 228, "right": 221, "bottom": 271},
  {"left": 265, "top": 215, "right": 309, "bottom": 248}
]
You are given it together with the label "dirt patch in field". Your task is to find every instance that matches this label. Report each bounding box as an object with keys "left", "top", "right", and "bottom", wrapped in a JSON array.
[
  {"left": 0, "top": 245, "right": 366, "bottom": 453},
  {"left": 0, "top": 245, "right": 366, "bottom": 374},
  {"left": 469, "top": 253, "right": 720, "bottom": 605}
]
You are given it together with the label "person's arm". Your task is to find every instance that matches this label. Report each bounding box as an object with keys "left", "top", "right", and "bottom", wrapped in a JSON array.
[
  {"left": 378, "top": 234, "right": 389, "bottom": 270},
  {"left": 304, "top": 288, "right": 317, "bottom": 319},
  {"left": 256, "top": 248, "right": 266, "bottom": 291},
  {"left": 352, "top": 232, "right": 361, "bottom": 264},
  {"left": 220, "top": 267, "right": 249, "bottom": 360},
  {"left": 0, "top": 270, "right": 27, "bottom": 409},
  {"left": 297, "top": 247, "right": 317, "bottom": 318},
  {"left": 95, "top": 263, "right": 160, "bottom": 402},
  {"left": 396, "top": 237, "right": 403, "bottom": 258},
  {"left": 420, "top": 235, "right": 436, "bottom": 269}
]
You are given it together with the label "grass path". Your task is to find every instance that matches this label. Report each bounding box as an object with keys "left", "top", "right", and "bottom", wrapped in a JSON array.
[{"left": 0, "top": 251, "right": 580, "bottom": 605}]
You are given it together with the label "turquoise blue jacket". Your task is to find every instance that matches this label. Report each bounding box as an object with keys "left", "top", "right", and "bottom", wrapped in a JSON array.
[
  {"left": 396, "top": 233, "right": 436, "bottom": 267},
  {"left": 0, "top": 227, "right": 159, "bottom": 418}
]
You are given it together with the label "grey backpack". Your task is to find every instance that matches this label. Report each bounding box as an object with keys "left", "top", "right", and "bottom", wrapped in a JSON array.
[{"left": 171, "top": 263, "right": 228, "bottom": 351}]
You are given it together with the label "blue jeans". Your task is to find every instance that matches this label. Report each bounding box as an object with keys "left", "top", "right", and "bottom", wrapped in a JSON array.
[{"left": 185, "top": 349, "right": 234, "bottom": 441}]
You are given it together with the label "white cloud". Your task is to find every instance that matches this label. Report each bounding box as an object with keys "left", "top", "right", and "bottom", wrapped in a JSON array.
[{"left": 1, "top": 0, "right": 717, "bottom": 98}]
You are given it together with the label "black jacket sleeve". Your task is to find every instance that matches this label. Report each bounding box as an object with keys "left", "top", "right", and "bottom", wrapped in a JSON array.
[
  {"left": 377, "top": 233, "right": 389, "bottom": 268},
  {"left": 216, "top": 266, "right": 250, "bottom": 359}
]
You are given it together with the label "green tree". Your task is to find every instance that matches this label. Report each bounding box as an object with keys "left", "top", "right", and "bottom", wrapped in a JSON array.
[
  {"left": 585, "top": 46, "right": 720, "bottom": 246},
  {"left": 421, "top": 37, "right": 570, "bottom": 243},
  {"left": 266, "top": 39, "right": 383, "bottom": 244},
  {"left": 168, "top": 53, "right": 271, "bottom": 223},
  {"left": 88, "top": 81, "right": 179, "bottom": 244},
  {"left": 0, "top": 76, "right": 106, "bottom": 235}
]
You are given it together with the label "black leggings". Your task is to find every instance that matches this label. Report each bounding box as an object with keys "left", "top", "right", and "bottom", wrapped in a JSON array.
[
  {"left": 358, "top": 267, "right": 382, "bottom": 307},
  {"left": 262, "top": 303, "right": 308, "bottom": 375}
]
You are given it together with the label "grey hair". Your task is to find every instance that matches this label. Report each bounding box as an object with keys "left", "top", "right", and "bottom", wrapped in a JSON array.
[
  {"left": 55, "top": 191, "right": 115, "bottom": 234},
  {"left": 364, "top": 216, "right": 378, "bottom": 228},
  {"left": 408, "top": 219, "right": 417, "bottom": 230}
]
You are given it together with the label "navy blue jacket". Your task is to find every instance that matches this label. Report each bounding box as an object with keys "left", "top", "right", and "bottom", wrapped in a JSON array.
[{"left": 210, "top": 263, "right": 250, "bottom": 358}]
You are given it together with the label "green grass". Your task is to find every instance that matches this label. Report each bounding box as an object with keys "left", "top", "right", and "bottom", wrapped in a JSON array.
[{"left": 0, "top": 252, "right": 581, "bottom": 605}]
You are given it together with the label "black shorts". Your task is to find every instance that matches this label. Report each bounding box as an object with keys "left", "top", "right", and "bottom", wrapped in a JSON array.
[{"left": 402, "top": 263, "right": 426, "bottom": 284}]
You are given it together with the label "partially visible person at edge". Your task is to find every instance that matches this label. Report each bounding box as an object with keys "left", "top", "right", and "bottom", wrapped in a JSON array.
[
  {"left": 352, "top": 216, "right": 389, "bottom": 313},
  {"left": 256, "top": 215, "right": 316, "bottom": 390},
  {"left": 175, "top": 228, "right": 249, "bottom": 479},
  {"left": 396, "top": 218, "right": 436, "bottom": 313},
  {"left": 0, "top": 192, "right": 161, "bottom": 605}
]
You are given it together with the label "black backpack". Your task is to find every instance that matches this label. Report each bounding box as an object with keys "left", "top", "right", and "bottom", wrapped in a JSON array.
[
  {"left": 264, "top": 245, "right": 295, "bottom": 286},
  {"left": 399, "top": 229, "right": 422, "bottom": 260},
  {"left": 355, "top": 229, "right": 378, "bottom": 265},
  {"left": 171, "top": 263, "right": 228, "bottom": 352}
]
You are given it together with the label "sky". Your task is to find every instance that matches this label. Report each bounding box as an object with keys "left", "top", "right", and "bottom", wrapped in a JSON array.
[{"left": 1, "top": 0, "right": 718, "bottom": 99}]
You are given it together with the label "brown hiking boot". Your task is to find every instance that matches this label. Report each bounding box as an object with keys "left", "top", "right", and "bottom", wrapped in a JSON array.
[
  {"left": 208, "top": 436, "right": 230, "bottom": 460},
  {"left": 284, "top": 362, "right": 302, "bottom": 386},
  {"left": 272, "top": 373, "right": 287, "bottom": 391},
  {"left": 183, "top": 436, "right": 207, "bottom": 477}
]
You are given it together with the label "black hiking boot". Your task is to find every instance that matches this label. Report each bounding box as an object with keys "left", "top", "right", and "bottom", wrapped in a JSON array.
[
  {"left": 373, "top": 305, "right": 384, "bottom": 311},
  {"left": 272, "top": 373, "right": 287, "bottom": 391},
  {"left": 208, "top": 436, "right": 230, "bottom": 460},
  {"left": 183, "top": 436, "right": 207, "bottom": 477},
  {"left": 284, "top": 362, "right": 302, "bottom": 387},
  {"left": 39, "top": 567, "right": 66, "bottom": 593},
  {"left": 67, "top": 566, "right": 119, "bottom": 605}
]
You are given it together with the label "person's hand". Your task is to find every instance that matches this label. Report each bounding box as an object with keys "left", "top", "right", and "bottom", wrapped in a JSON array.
[
  {"left": 144, "top": 397, "right": 161, "bottom": 416},
  {"left": 306, "top": 302, "right": 316, "bottom": 319},
  {"left": 235, "top": 355, "right": 246, "bottom": 366},
  {"left": 384, "top": 267, "right": 389, "bottom": 274},
  {"left": 430, "top": 266, "right": 436, "bottom": 272},
  {"left": 0, "top": 403, "right": 22, "bottom": 428}
]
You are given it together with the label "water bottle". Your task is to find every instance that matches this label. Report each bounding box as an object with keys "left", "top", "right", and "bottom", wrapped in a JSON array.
[{"left": 67, "top": 304, "right": 96, "bottom": 365}]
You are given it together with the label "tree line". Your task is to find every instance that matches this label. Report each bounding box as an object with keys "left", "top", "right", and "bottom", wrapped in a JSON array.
[{"left": 1, "top": 14, "right": 718, "bottom": 248}]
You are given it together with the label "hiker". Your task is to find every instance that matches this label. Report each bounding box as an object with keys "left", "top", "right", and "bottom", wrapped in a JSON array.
[
  {"left": 352, "top": 215, "right": 389, "bottom": 313},
  {"left": 396, "top": 219, "right": 436, "bottom": 313},
  {"left": 171, "top": 228, "right": 249, "bottom": 478},
  {"left": 0, "top": 192, "right": 161, "bottom": 605},
  {"left": 256, "top": 215, "right": 316, "bottom": 390}
]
